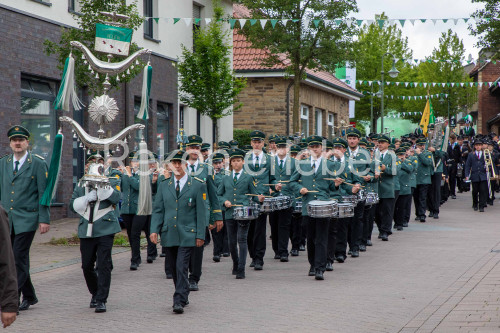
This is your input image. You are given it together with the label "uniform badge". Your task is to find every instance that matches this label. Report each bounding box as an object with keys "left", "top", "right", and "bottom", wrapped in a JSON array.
[
  {"left": 115, "top": 175, "right": 120, "bottom": 179},
  {"left": 203, "top": 193, "right": 206, "bottom": 200},
  {"left": 116, "top": 186, "right": 121, "bottom": 191},
  {"left": 45, "top": 171, "right": 48, "bottom": 178}
]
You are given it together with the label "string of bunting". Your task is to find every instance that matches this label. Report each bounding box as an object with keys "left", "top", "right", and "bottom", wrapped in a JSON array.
[
  {"left": 360, "top": 92, "right": 449, "bottom": 100},
  {"left": 347, "top": 80, "right": 500, "bottom": 88},
  {"left": 384, "top": 112, "right": 423, "bottom": 118}
]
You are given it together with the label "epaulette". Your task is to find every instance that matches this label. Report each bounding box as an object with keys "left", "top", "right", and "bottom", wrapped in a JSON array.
[
  {"left": 0, "top": 154, "right": 9, "bottom": 160},
  {"left": 33, "top": 154, "right": 45, "bottom": 160},
  {"left": 194, "top": 177, "right": 205, "bottom": 183}
]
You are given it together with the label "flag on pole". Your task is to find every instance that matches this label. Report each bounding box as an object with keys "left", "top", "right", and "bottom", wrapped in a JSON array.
[
  {"left": 95, "top": 23, "right": 133, "bottom": 56},
  {"left": 419, "top": 98, "right": 435, "bottom": 137}
]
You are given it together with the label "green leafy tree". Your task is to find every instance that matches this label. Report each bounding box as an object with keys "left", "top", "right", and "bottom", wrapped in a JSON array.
[
  {"left": 352, "top": 13, "right": 416, "bottom": 131},
  {"left": 177, "top": 0, "right": 246, "bottom": 142},
  {"left": 469, "top": 0, "right": 500, "bottom": 53},
  {"left": 236, "top": 0, "right": 359, "bottom": 134},
  {"left": 44, "top": 0, "right": 144, "bottom": 95}
]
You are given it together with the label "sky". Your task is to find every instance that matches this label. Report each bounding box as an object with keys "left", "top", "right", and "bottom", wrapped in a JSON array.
[{"left": 354, "top": 0, "right": 484, "bottom": 60}]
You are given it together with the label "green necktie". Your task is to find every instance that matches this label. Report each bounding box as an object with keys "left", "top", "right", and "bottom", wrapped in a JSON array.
[
  {"left": 279, "top": 159, "right": 284, "bottom": 170},
  {"left": 255, "top": 156, "right": 259, "bottom": 170},
  {"left": 14, "top": 161, "right": 19, "bottom": 174},
  {"left": 176, "top": 180, "right": 180, "bottom": 198},
  {"left": 190, "top": 164, "right": 196, "bottom": 175},
  {"left": 234, "top": 172, "right": 239, "bottom": 184}
]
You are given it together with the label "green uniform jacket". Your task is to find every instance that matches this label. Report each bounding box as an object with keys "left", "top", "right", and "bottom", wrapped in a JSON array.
[
  {"left": 290, "top": 158, "right": 344, "bottom": 216},
  {"left": 105, "top": 168, "right": 122, "bottom": 219},
  {"left": 217, "top": 171, "right": 259, "bottom": 218},
  {"left": 346, "top": 147, "right": 372, "bottom": 187},
  {"left": 271, "top": 156, "right": 298, "bottom": 205},
  {"left": 433, "top": 150, "right": 446, "bottom": 173},
  {"left": 364, "top": 158, "right": 379, "bottom": 194},
  {"left": 398, "top": 159, "right": 415, "bottom": 196},
  {"left": 408, "top": 155, "right": 418, "bottom": 188},
  {"left": 328, "top": 158, "right": 355, "bottom": 201},
  {"left": 70, "top": 178, "right": 122, "bottom": 238},
  {"left": 151, "top": 176, "right": 207, "bottom": 247},
  {"left": 416, "top": 150, "right": 434, "bottom": 185},
  {"left": 245, "top": 152, "right": 277, "bottom": 195},
  {"left": 394, "top": 158, "right": 401, "bottom": 192},
  {"left": 189, "top": 162, "right": 223, "bottom": 223},
  {"left": 0, "top": 152, "right": 50, "bottom": 235},
  {"left": 120, "top": 173, "right": 139, "bottom": 215},
  {"left": 376, "top": 151, "right": 397, "bottom": 199}
]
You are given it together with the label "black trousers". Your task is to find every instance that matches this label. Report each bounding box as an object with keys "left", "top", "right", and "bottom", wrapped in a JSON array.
[
  {"left": 304, "top": 216, "right": 329, "bottom": 271},
  {"left": 225, "top": 219, "right": 250, "bottom": 272},
  {"left": 348, "top": 200, "right": 365, "bottom": 251},
  {"left": 472, "top": 180, "right": 488, "bottom": 209},
  {"left": 290, "top": 213, "right": 302, "bottom": 251},
  {"left": 327, "top": 218, "right": 337, "bottom": 264},
  {"left": 121, "top": 213, "right": 134, "bottom": 240},
  {"left": 428, "top": 172, "right": 442, "bottom": 214},
  {"left": 10, "top": 230, "right": 36, "bottom": 301},
  {"left": 247, "top": 214, "right": 267, "bottom": 265},
  {"left": 300, "top": 217, "right": 307, "bottom": 247},
  {"left": 403, "top": 188, "right": 414, "bottom": 224},
  {"left": 394, "top": 194, "right": 411, "bottom": 227},
  {"left": 362, "top": 204, "right": 376, "bottom": 243},
  {"left": 189, "top": 227, "right": 209, "bottom": 283},
  {"left": 269, "top": 208, "right": 292, "bottom": 257},
  {"left": 210, "top": 223, "right": 229, "bottom": 256},
  {"left": 165, "top": 246, "right": 193, "bottom": 306},
  {"left": 415, "top": 184, "right": 429, "bottom": 217},
  {"left": 449, "top": 165, "right": 457, "bottom": 196},
  {"left": 130, "top": 214, "right": 157, "bottom": 264},
  {"left": 80, "top": 234, "right": 114, "bottom": 303},
  {"left": 376, "top": 197, "right": 395, "bottom": 235},
  {"left": 334, "top": 217, "right": 350, "bottom": 258}
]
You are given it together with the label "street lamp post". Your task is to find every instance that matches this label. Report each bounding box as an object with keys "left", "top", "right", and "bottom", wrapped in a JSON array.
[
  {"left": 370, "top": 84, "right": 374, "bottom": 133},
  {"left": 380, "top": 52, "right": 400, "bottom": 133}
]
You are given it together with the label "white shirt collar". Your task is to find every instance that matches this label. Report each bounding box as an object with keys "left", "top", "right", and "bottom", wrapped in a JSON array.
[
  {"left": 187, "top": 159, "right": 199, "bottom": 171},
  {"left": 174, "top": 173, "right": 189, "bottom": 192},
  {"left": 232, "top": 170, "right": 242, "bottom": 179},
  {"left": 13, "top": 151, "right": 28, "bottom": 170},
  {"left": 349, "top": 147, "right": 359, "bottom": 156},
  {"left": 277, "top": 155, "right": 287, "bottom": 164}
]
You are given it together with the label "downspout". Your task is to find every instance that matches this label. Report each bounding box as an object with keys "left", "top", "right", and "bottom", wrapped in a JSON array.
[{"left": 286, "top": 80, "right": 294, "bottom": 136}]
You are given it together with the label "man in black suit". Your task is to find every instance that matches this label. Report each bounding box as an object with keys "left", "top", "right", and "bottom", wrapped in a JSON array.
[
  {"left": 460, "top": 123, "right": 476, "bottom": 138},
  {"left": 447, "top": 134, "right": 461, "bottom": 199},
  {"left": 464, "top": 139, "right": 488, "bottom": 212}
]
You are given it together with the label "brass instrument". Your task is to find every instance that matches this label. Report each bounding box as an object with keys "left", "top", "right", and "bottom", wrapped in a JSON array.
[{"left": 484, "top": 149, "right": 498, "bottom": 180}]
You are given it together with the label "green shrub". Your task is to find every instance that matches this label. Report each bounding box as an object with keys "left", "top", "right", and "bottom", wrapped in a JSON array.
[{"left": 233, "top": 128, "right": 252, "bottom": 146}]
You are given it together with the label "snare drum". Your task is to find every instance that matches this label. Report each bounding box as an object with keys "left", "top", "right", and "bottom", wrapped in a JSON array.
[
  {"left": 275, "top": 196, "right": 292, "bottom": 210},
  {"left": 337, "top": 202, "right": 354, "bottom": 218},
  {"left": 293, "top": 201, "right": 302, "bottom": 214},
  {"left": 233, "top": 204, "right": 260, "bottom": 221},
  {"left": 365, "top": 192, "right": 379, "bottom": 205},
  {"left": 261, "top": 198, "right": 277, "bottom": 213},
  {"left": 343, "top": 195, "right": 358, "bottom": 205},
  {"left": 307, "top": 200, "right": 338, "bottom": 218}
]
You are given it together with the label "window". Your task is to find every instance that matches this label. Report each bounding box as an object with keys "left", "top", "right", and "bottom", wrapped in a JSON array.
[
  {"left": 144, "top": 0, "right": 154, "bottom": 39},
  {"left": 21, "top": 77, "right": 57, "bottom": 162},
  {"left": 315, "top": 108, "right": 323, "bottom": 136},
  {"left": 327, "top": 113, "right": 334, "bottom": 140},
  {"left": 68, "top": 0, "right": 81, "bottom": 13},
  {"left": 301, "top": 105, "right": 309, "bottom": 137},
  {"left": 157, "top": 102, "right": 172, "bottom": 156},
  {"left": 134, "top": 98, "right": 149, "bottom": 151}
]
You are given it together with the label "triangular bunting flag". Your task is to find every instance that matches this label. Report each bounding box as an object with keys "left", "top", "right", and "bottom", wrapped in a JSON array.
[
  {"left": 205, "top": 18, "right": 212, "bottom": 25},
  {"left": 282, "top": 19, "right": 289, "bottom": 26},
  {"left": 431, "top": 19, "right": 437, "bottom": 25},
  {"left": 249, "top": 19, "right": 257, "bottom": 26},
  {"left": 357, "top": 20, "right": 363, "bottom": 26},
  {"left": 183, "top": 18, "right": 192, "bottom": 26},
  {"left": 399, "top": 19, "right": 405, "bottom": 27},
  {"left": 377, "top": 20, "right": 385, "bottom": 28},
  {"left": 409, "top": 19, "right": 416, "bottom": 26},
  {"left": 313, "top": 19, "right": 321, "bottom": 28},
  {"left": 238, "top": 19, "right": 246, "bottom": 28},
  {"left": 442, "top": 19, "right": 448, "bottom": 23},
  {"left": 153, "top": 18, "right": 159, "bottom": 24},
  {"left": 270, "top": 19, "right": 278, "bottom": 28},
  {"left": 260, "top": 19, "right": 267, "bottom": 29},
  {"left": 453, "top": 19, "right": 459, "bottom": 25},
  {"left": 174, "top": 18, "right": 181, "bottom": 24},
  {"left": 229, "top": 19, "right": 236, "bottom": 29}
]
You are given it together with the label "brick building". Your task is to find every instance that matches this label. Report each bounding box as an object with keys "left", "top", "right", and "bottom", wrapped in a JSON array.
[
  {"left": 232, "top": 4, "right": 363, "bottom": 138},
  {"left": 469, "top": 52, "right": 500, "bottom": 134}
]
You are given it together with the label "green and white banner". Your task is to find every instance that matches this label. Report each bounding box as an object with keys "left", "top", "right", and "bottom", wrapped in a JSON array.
[{"left": 95, "top": 23, "right": 133, "bottom": 56}]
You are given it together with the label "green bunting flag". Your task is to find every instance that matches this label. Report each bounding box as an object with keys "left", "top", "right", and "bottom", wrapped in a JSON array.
[{"left": 39, "top": 132, "right": 63, "bottom": 207}]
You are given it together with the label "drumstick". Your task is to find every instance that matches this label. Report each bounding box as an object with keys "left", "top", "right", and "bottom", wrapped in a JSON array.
[
  {"left": 246, "top": 194, "right": 272, "bottom": 198},
  {"left": 305, "top": 190, "right": 319, "bottom": 193},
  {"left": 344, "top": 182, "right": 365, "bottom": 188},
  {"left": 230, "top": 205, "right": 243, "bottom": 207},
  {"left": 263, "top": 184, "right": 286, "bottom": 186}
]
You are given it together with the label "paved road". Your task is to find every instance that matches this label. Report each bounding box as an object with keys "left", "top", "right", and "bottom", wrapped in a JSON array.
[{"left": 8, "top": 193, "right": 500, "bottom": 332}]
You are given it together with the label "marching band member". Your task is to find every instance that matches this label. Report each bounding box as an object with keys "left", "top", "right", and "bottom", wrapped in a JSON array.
[
  {"left": 375, "top": 135, "right": 396, "bottom": 241},
  {"left": 414, "top": 138, "right": 434, "bottom": 222},
  {"left": 393, "top": 148, "right": 414, "bottom": 231},
  {"left": 465, "top": 139, "right": 488, "bottom": 212},
  {"left": 211, "top": 153, "right": 230, "bottom": 261}
]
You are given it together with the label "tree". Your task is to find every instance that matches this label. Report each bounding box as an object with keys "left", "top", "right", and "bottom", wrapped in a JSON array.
[
  {"left": 236, "top": 0, "right": 359, "bottom": 134},
  {"left": 352, "top": 13, "right": 416, "bottom": 131},
  {"left": 44, "top": 0, "right": 144, "bottom": 95},
  {"left": 469, "top": 0, "right": 500, "bottom": 53},
  {"left": 177, "top": 0, "right": 246, "bottom": 143}
]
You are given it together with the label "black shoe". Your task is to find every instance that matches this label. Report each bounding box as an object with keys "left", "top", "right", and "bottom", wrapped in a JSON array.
[
  {"left": 315, "top": 270, "right": 324, "bottom": 280},
  {"left": 308, "top": 266, "right": 315, "bottom": 276},
  {"left": 366, "top": 240, "right": 373, "bottom": 246},
  {"left": 402, "top": 222, "right": 408, "bottom": 227},
  {"left": 213, "top": 255, "right": 220, "bottom": 262},
  {"left": 160, "top": 253, "right": 166, "bottom": 258},
  {"left": 378, "top": 234, "right": 382, "bottom": 239},
  {"left": 414, "top": 216, "right": 420, "bottom": 221},
  {"left": 428, "top": 212, "right": 434, "bottom": 218},
  {"left": 189, "top": 282, "right": 199, "bottom": 291},
  {"left": 290, "top": 249, "right": 299, "bottom": 256},
  {"left": 299, "top": 245, "right": 306, "bottom": 251},
  {"left": 433, "top": 214, "right": 439, "bottom": 219},
  {"left": 95, "top": 301, "right": 106, "bottom": 313},
  {"left": 166, "top": 274, "right": 173, "bottom": 279},
  {"left": 249, "top": 260, "right": 255, "bottom": 268},
  {"left": 451, "top": 195, "right": 456, "bottom": 199},
  {"left": 222, "top": 253, "right": 230, "bottom": 257},
  {"left": 473, "top": 206, "right": 478, "bottom": 211},
  {"left": 335, "top": 255, "right": 345, "bottom": 263},
  {"left": 19, "top": 298, "right": 38, "bottom": 311},
  {"left": 90, "top": 296, "right": 97, "bottom": 308},
  {"left": 280, "top": 256, "right": 289, "bottom": 262},
  {"left": 359, "top": 244, "right": 367, "bottom": 252},
  {"left": 254, "top": 263, "right": 263, "bottom": 270},
  {"left": 381, "top": 233, "right": 388, "bottom": 241},
  {"left": 325, "top": 262, "right": 334, "bottom": 271},
  {"left": 130, "top": 263, "right": 138, "bottom": 271},
  {"left": 351, "top": 250, "right": 359, "bottom": 258},
  {"left": 147, "top": 256, "right": 154, "bottom": 263},
  {"left": 396, "top": 226, "right": 403, "bottom": 231},
  {"left": 274, "top": 254, "right": 281, "bottom": 259},
  {"left": 420, "top": 216, "right": 426, "bottom": 223},
  {"left": 236, "top": 270, "right": 245, "bottom": 279},
  {"left": 173, "top": 304, "right": 184, "bottom": 314},
  {"left": 348, "top": 250, "right": 352, "bottom": 255},
  {"left": 479, "top": 207, "right": 485, "bottom": 212}
]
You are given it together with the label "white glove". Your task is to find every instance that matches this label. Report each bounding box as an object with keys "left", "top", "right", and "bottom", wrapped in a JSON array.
[
  {"left": 97, "top": 186, "right": 114, "bottom": 201},
  {"left": 86, "top": 190, "right": 98, "bottom": 204}
]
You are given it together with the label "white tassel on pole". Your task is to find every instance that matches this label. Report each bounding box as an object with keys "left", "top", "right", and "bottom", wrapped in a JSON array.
[
  {"left": 136, "top": 140, "right": 152, "bottom": 216},
  {"left": 137, "top": 62, "right": 152, "bottom": 120},
  {"left": 54, "top": 53, "right": 84, "bottom": 111}
]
